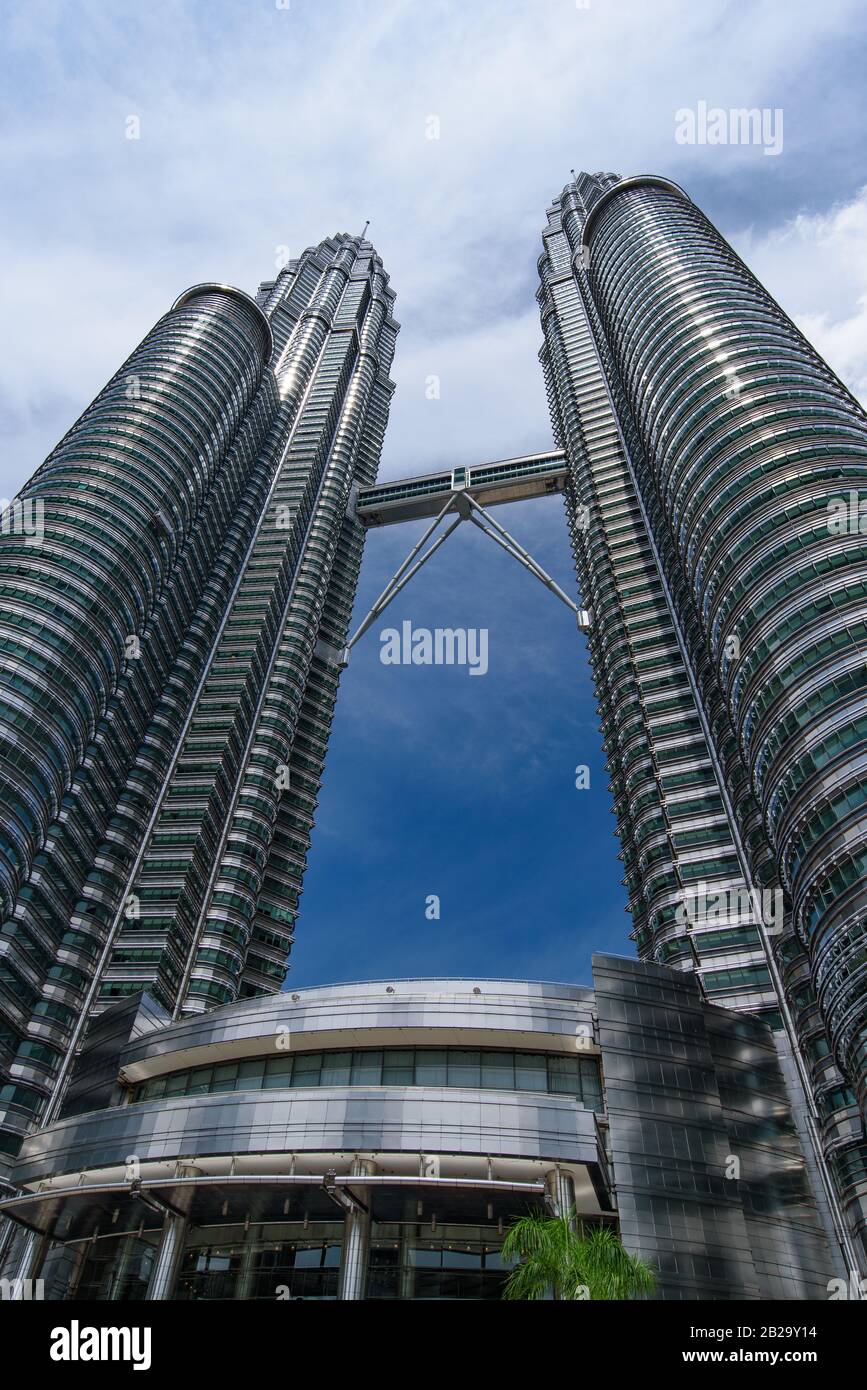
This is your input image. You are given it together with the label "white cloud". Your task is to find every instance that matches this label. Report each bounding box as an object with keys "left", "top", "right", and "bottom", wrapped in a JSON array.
[
  {"left": 732, "top": 187, "right": 867, "bottom": 405},
  {"left": 2, "top": 0, "right": 867, "bottom": 498},
  {"left": 383, "top": 309, "right": 550, "bottom": 476}
]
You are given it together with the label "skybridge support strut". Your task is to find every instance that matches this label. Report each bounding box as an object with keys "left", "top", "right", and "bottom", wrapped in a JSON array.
[
  {"left": 341, "top": 497, "right": 463, "bottom": 661},
  {"left": 464, "top": 493, "right": 590, "bottom": 629},
  {"left": 340, "top": 489, "right": 591, "bottom": 668}
]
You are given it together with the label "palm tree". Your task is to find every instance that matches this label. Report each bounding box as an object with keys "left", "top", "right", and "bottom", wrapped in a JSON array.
[{"left": 500, "top": 1211, "right": 655, "bottom": 1301}]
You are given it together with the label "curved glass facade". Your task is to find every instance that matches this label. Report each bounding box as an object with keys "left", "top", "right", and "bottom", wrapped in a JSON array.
[
  {"left": 0, "top": 288, "right": 270, "bottom": 919},
  {"left": 585, "top": 181, "right": 867, "bottom": 1121},
  {"left": 586, "top": 182, "right": 867, "bottom": 1117},
  {"left": 538, "top": 174, "right": 779, "bottom": 1022},
  {"left": 0, "top": 972, "right": 837, "bottom": 1301},
  {"left": 131, "top": 1046, "right": 604, "bottom": 1107},
  {"left": 0, "top": 237, "right": 398, "bottom": 1164},
  {"left": 69, "top": 1221, "right": 516, "bottom": 1303},
  {"left": 538, "top": 172, "right": 867, "bottom": 1268}
]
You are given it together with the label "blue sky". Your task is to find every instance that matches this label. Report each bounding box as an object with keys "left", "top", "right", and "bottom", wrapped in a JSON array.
[{"left": 2, "top": 0, "right": 867, "bottom": 989}]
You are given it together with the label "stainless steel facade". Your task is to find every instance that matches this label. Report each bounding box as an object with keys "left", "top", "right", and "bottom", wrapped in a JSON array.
[
  {"left": 1, "top": 174, "right": 865, "bottom": 1298},
  {"left": 0, "top": 238, "right": 398, "bottom": 1167},
  {"left": 0, "top": 969, "right": 836, "bottom": 1300},
  {"left": 587, "top": 177, "right": 867, "bottom": 1102},
  {"left": 538, "top": 172, "right": 867, "bottom": 1268},
  {"left": 595, "top": 954, "right": 835, "bottom": 1300}
]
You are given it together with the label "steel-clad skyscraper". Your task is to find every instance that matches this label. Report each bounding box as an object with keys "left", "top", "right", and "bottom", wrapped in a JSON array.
[
  {"left": 2, "top": 173, "right": 867, "bottom": 1289},
  {"left": 538, "top": 171, "right": 867, "bottom": 1265},
  {"left": 0, "top": 235, "right": 397, "bottom": 1165}
]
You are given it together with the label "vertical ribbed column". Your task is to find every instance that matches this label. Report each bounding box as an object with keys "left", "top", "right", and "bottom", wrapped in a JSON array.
[
  {"left": 0, "top": 286, "right": 272, "bottom": 919},
  {"left": 74, "top": 237, "right": 399, "bottom": 1018},
  {"left": 584, "top": 179, "right": 867, "bottom": 1118},
  {"left": 544, "top": 1167, "right": 576, "bottom": 1220},
  {"left": 0, "top": 287, "right": 276, "bottom": 1168},
  {"left": 537, "top": 176, "right": 778, "bottom": 1023}
]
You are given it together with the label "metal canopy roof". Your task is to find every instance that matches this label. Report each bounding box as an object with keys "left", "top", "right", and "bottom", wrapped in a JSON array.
[{"left": 0, "top": 1173, "right": 562, "bottom": 1243}]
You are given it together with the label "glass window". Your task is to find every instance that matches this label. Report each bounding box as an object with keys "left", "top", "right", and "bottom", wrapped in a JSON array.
[
  {"left": 548, "top": 1055, "right": 581, "bottom": 1095},
  {"left": 410, "top": 1246, "right": 442, "bottom": 1267},
  {"left": 441, "top": 1246, "right": 482, "bottom": 1269},
  {"left": 484, "top": 1246, "right": 512, "bottom": 1271},
  {"left": 320, "top": 1051, "right": 352, "bottom": 1085},
  {"left": 514, "top": 1053, "right": 547, "bottom": 1091},
  {"left": 187, "top": 1067, "right": 214, "bottom": 1096},
  {"left": 448, "top": 1050, "right": 481, "bottom": 1088},
  {"left": 263, "top": 1055, "right": 293, "bottom": 1088},
  {"left": 132, "top": 1045, "right": 603, "bottom": 1107},
  {"left": 294, "top": 1245, "right": 330, "bottom": 1269},
  {"left": 382, "top": 1049, "right": 415, "bottom": 1085},
  {"left": 350, "top": 1050, "right": 383, "bottom": 1084},
  {"left": 578, "top": 1057, "right": 603, "bottom": 1109},
  {"left": 236, "top": 1059, "right": 266, "bottom": 1089},
  {"left": 291, "top": 1052, "right": 322, "bottom": 1085},
  {"left": 480, "top": 1052, "right": 514, "bottom": 1089},
  {"left": 414, "top": 1050, "right": 447, "bottom": 1085},
  {"left": 211, "top": 1063, "right": 239, "bottom": 1093}
]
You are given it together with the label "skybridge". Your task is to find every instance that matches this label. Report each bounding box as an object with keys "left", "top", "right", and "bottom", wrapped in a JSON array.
[
  {"left": 342, "top": 447, "right": 589, "bottom": 668},
  {"left": 355, "top": 448, "right": 569, "bottom": 527}
]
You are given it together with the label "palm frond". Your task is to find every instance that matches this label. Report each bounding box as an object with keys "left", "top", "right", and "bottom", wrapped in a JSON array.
[{"left": 500, "top": 1211, "right": 656, "bottom": 1301}]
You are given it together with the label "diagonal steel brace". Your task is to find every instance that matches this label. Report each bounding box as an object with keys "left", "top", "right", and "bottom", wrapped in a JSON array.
[{"left": 340, "top": 489, "right": 590, "bottom": 667}]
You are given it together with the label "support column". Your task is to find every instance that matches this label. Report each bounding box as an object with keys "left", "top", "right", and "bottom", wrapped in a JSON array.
[
  {"left": 145, "top": 1213, "right": 187, "bottom": 1301},
  {"left": 337, "top": 1158, "right": 376, "bottom": 1301},
  {"left": 6, "top": 1228, "right": 50, "bottom": 1299},
  {"left": 144, "top": 1163, "right": 199, "bottom": 1301},
  {"left": 545, "top": 1167, "right": 576, "bottom": 1222},
  {"left": 63, "top": 1239, "right": 93, "bottom": 1301},
  {"left": 544, "top": 1168, "right": 578, "bottom": 1303}
]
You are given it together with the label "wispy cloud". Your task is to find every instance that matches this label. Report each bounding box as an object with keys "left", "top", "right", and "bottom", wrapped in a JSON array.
[
  {"left": 3, "top": 0, "right": 867, "bottom": 491},
  {"left": 2, "top": 0, "right": 866, "bottom": 986},
  {"left": 732, "top": 186, "right": 867, "bottom": 405}
]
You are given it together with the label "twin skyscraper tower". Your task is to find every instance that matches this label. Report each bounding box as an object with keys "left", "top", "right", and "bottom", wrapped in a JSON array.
[{"left": 0, "top": 173, "right": 866, "bottom": 1272}]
